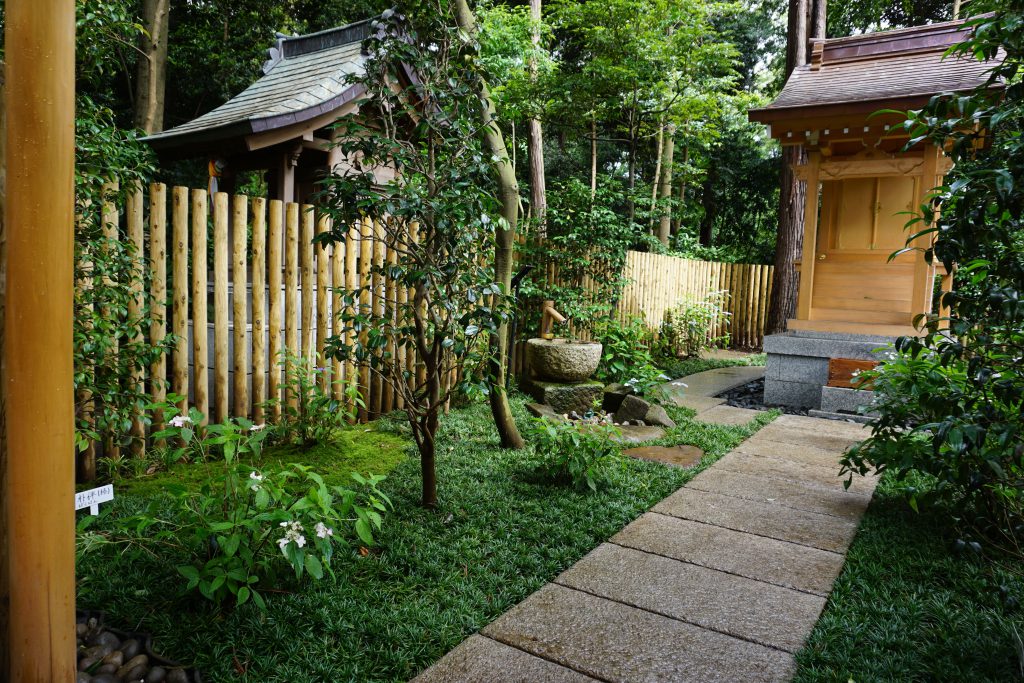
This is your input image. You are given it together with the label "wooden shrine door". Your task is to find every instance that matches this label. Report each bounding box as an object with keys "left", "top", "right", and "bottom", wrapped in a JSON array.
[{"left": 809, "top": 174, "right": 922, "bottom": 329}]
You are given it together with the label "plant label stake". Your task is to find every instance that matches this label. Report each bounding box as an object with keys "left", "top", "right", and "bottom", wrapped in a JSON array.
[{"left": 75, "top": 484, "right": 114, "bottom": 516}]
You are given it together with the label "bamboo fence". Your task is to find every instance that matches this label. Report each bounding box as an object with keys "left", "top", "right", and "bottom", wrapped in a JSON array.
[{"left": 82, "top": 183, "right": 773, "bottom": 461}]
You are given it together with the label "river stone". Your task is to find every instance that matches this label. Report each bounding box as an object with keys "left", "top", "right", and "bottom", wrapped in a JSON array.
[
  {"left": 643, "top": 403, "right": 676, "bottom": 428},
  {"left": 524, "top": 379, "right": 604, "bottom": 415},
  {"left": 76, "top": 673, "right": 91, "bottom": 683},
  {"left": 614, "top": 394, "right": 652, "bottom": 424},
  {"left": 624, "top": 445, "right": 704, "bottom": 467},
  {"left": 116, "top": 654, "right": 148, "bottom": 680},
  {"left": 602, "top": 382, "right": 635, "bottom": 412},
  {"left": 167, "top": 668, "right": 191, "bottom": 683},
  {"left": 527, "top": 338, "right": 602, "bottom": 382},
  {"left": 119, "top": 639, "right": 141, "bottom": 660},
  {"left": 147, "top": 666, "right": 168, "bottom": 682}
]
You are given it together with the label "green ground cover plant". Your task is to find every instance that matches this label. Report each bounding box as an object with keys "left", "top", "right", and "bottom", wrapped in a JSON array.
[
  {"left": 795, "top": 472, "right": 1024, "bottom": 682},
  {"left": 77, "top": 395, "right": 770, "bottom": 682}
]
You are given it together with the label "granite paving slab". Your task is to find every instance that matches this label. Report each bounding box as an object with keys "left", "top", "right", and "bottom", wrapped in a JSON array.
[
  {"left": 754, "top": 424, "right": 863, "bottom": 452},
  {"left": 555, "top": 543, "right": 825, "bottom": 652},
  {"left": 733, "top": 438, "right": 845, "bottom": 468},
  {"left": 652, "top": 486, "right": 860, "bottom": 552},
  {"left": 664, "top": 394, "right": 726, "bottom": 412},
  {"left": 714, "top": 451, "right": 876, "bottom": 495},
  {"left": 696, "top": 404, "right": 763, "bottom": 426},
  {"left": 411, "top": 635, "right": 600, "bottom": 683},
  {"left": 655, "top": 366, "right": 766, "bottom": 407},
  {"left": 612, "top": 513, "right": 847, "bottom": 596},
  {"left": 482, "top": 583, "right": 796, "bottom": 683},
  {"left": 412, "top": 409, "right": 877, "bottom": 683},
  {"left": 773, "top": 413, "right": 870, "bottom": 439},
  {"left": 685, "top": 467, "right": 872, "bottom": 520}
]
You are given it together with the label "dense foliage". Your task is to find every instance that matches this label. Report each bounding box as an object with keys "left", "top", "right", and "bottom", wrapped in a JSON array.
[
  {"left": 319, "top": 7, "right": 517, "bottom": 506},
  {"left": 842, "top": 3, "right": 1024, "bottom": 546}
]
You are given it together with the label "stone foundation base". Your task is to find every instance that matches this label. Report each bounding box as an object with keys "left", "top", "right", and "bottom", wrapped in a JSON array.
[
  {"left": 763, "top": 329, "right": 892, "bottom": 411},
  {"left": 522, "top": 378, "right": 604, "bottom": 415}
]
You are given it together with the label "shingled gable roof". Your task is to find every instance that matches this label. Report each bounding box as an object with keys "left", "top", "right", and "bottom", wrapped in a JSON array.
[
  {"left": 749, "top": 18, "right": 1000, "bottom": 124},
  {"left": 143, "top": 19, "right": 374, "bottom": 153}
]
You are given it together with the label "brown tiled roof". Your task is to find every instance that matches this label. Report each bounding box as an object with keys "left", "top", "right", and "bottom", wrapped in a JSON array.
[
  {"left": 750, "top": 18, "right": 1002, "bottom": 124},
  {"left": 143, "top": 19, "right": 372, "bottom": 152}
]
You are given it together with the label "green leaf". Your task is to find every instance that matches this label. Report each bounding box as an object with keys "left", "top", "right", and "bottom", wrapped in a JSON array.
[{"left": 304, "top": 553, "right": 324, "bottom": 580}]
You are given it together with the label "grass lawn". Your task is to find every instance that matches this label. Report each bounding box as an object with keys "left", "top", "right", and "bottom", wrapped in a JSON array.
[
  {"left": 794, "top": 472, "right": 1024, "bottom": 682},
  {"left": 78, "top": 394, "right": 773, "bottom": 682}
]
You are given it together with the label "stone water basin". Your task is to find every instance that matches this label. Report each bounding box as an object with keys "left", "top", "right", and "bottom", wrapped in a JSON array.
[{"left": 526, "top": 338, "right": 602, "bottom": 382}]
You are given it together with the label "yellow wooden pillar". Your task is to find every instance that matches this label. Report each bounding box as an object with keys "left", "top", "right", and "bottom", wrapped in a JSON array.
[
  {"left": 4, "top": 0, "right": 77, "bottom": 680},
  {"left": 910, "top": 143, "right": 942, "bottom": 328},
  {"left": 795, "top": 149, "right": 822, "bottom": 321}
]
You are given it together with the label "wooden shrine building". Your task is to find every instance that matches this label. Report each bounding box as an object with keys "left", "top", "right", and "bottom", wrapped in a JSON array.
[
  {"left": 144, "top": 18, "right": 400, "bottom": 201},
  {"left": 749, "top": 18, "right": 1000, "bottom": 414}
]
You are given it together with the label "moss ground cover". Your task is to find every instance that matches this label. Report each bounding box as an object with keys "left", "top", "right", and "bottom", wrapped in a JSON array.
[
  {"left": 794, "top": 472, "right": 1024, "bottom": 682},
  {"left": 77, "top": 396, "right": 769, "bottom": 682}
]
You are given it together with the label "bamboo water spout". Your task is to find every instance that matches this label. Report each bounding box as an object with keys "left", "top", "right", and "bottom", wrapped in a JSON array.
[{"left": 540, "top": 300, "right": 565, "bottom": 339}]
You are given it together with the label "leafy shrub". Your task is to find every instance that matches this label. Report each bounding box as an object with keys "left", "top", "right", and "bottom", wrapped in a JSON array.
[
  {"left": 842, "top": 348, "right": 1023, "bottom": 535},
  {"left": 517, "top": 177, "right": 655, "bottom": 336},
  {"left": 592, "top": 316, "right": 666, "bottom": 394},
  {"left": 655, "top": 290, "right": 731, "bottom": 360},
  {"left": 530, "top": 419, "right": 623, "bottom": 491},
  {"left": 146, "top": 393, "right": 271, "bottom": 466},
  {"left": 263, "top": 351, "right": 364, "bottom": 446},
  {"left": 119, "top": 452, "right": 390, "bottom": 609},
  {"left": 843, "top": 8, "right": 1024, "bottom": 544}
]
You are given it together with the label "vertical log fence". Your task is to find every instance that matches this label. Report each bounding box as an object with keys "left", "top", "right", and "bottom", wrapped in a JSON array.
[{"left": 80, "top": 183, "right": 773, "bottom": 460}]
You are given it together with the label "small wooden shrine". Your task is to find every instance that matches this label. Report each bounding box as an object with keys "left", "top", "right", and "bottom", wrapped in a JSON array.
[
  {"left": 144, "top": 18, "right": 406, "bottom": 201},
  {"left": 748, "top": 18, "right": 1000, "bottom": 412}
]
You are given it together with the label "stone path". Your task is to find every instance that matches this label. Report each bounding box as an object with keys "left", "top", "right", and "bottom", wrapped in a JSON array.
[{"left": 413, "top": 410, "right": 876, "bottom": 683}]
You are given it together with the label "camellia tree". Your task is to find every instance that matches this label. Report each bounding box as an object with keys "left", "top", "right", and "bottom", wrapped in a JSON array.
[
  {"left": 319, "top": 7, "right": 520, "bottom": 507},
  {"left": 842, "top": 3, "right": 1024, "bottom": 546}
]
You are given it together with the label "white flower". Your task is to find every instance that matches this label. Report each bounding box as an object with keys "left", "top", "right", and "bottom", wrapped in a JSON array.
[
  {"left": 249, "top": 423, "right": 267, "bottom": 432},
  {"left": 315, "top": 522, "right": 334, "bottom": 539},
  {"left": 671, "top": 381, "right": 688, "bottom": 388},
  {"left": 249, "top": 471, "right": 264, "bottom": 491},
  {"left": 169, "top": 415, "right": 192, "bottom": 428},
  {"left": 250, "top": 471, "right": 263, "bottom": 481},
  {"left": 625, "top": 378, "right": 639, "bottom": 386},
  {"left": 277, "top": 520, "right": 307, "bottom": 554}
]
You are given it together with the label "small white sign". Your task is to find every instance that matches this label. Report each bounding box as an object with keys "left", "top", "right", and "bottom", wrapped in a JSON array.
[{"left": 75, "top": 485, "right": 114, "bottom": 515}]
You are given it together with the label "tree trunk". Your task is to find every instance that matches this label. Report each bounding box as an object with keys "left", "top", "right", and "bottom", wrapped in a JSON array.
[
  {"left": 699, "top": 162, "right": 717, "bottom": 246},
  {"left": 649, "top": 122, "right": 664, "bottom": 232},
  {"left": 811, "top": 0, "right": 827, "bottom": 48},
  {"left": 590, "top": 115, "right": 598, "bottom": 200},
  {"left": 454, "top": 0, "right": 525, "bottom": 450},
  {"left": 527, "top": 0, "right": 547, "bottom": 240},
  {"left": 673, "top": 145, "right": 688, "bottom": 235},
  {"left": 657, "top": 124, "right": 675, "bottom": 247},
  {"left": 134, "top": 0, "right": 170, "bottom": 134},
  {"left": 766, "top": 0, "right": 811, "bottom": 335}
]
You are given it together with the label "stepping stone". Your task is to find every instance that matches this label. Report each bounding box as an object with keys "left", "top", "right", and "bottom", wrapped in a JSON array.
[
  {"left": 754, "top": 424, "right": 864, "bottom": 452},
  {"left": 612, "top": 424, "right": 666, "bottom": 444},
  {"left": 676, "top": 366, "right": 766, "bottom": 397},
  {"left": 613, "top": 513, "right": 847, "bottom": 596},
  {"left": 733, "top": 439, "right": 845, "bottom": 469},
  {"left": 714, "top": 451, "right": 876, "bottom": 495},
  {"left": 652, "top": 487, "right": 860, "bottom": 553},
  {"left": 483, "top": 583, "right": 796, "bottom": 683},
  {"left": 623, "top": 444, "right": 704, "bottom": 468},
  {"left": 555, "top": 543, "right": 825, "bottom": 652},
  {"left": 773, "top": 413, "right": 870, "bottom": 439},
  {"left": 697, "top": 404, "right": 762, "bottom": 426},
  {"left": 686, "top": 467, "right": 872, "bottom": 520},
  {"left": 411, "top": 634, "right": 600, "bottom": 682},
  {"left": 672, "top": 395, "right": 726, "bottom": 412}
]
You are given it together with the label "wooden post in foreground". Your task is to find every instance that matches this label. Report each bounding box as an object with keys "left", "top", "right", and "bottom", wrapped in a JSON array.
[{"left": 3, "top": 0, "right": 77, "bottom": 680}]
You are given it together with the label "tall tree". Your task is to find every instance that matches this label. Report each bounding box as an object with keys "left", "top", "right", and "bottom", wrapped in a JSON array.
[
  {"left": 527, "top": 0, "right": 547, "bottom": 237},
  {"left": 765, "top": 0, "right": 825, "bottom": 335},
  {"left": 454, "top": 0, "right": 525, "bottom": 449},
  {"left": 134, "top": 0, "right": 170, "bottom": 133}
]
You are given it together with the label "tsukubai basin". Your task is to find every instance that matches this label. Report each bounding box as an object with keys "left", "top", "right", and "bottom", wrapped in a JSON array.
[{"left": 527, "top": 338, "right": 603, "bottom": 383}]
